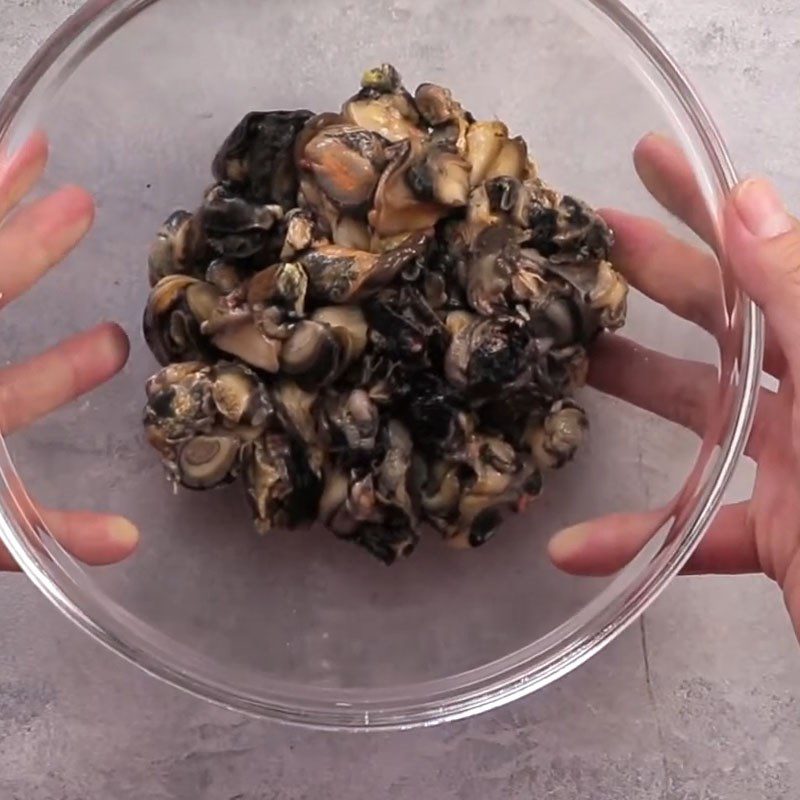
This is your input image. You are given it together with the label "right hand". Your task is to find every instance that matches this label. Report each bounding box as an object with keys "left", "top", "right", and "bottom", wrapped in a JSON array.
[{"left": 548, "top": 134, "right": 800, "bottom": 643}]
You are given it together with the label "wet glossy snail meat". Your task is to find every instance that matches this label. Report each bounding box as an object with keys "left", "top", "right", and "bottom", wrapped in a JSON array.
[{"left": 141, "top": 64, "right": 628, "bottom": 563}]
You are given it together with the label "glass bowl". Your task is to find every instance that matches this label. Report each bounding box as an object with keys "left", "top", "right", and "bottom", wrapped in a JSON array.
[{"left": 0, "top": 0, "right": 761, "bottom": 729}]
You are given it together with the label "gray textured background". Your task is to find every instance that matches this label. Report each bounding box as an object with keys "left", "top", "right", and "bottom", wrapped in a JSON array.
[{"left": 1, "top": 1, "right": 799, "bottom": 798}]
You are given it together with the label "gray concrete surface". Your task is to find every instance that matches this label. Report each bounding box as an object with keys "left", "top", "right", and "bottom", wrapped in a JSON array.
[{"left": 1, "top": 1, "right": 799, "bottom": 798}]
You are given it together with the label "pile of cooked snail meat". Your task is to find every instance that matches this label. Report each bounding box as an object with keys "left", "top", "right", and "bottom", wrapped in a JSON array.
[{"left": 142, "top": 64, "right": 628, "bottom": 564}]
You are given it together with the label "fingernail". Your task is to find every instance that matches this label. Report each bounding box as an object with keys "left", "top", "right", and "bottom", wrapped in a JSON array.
[
  {"left": 58, "top": 189, "right": 95, "bottom": 231},
  {"left": 108, "top": 518, "right": 139, "bottom": 550},
  {"left": 96, "top": 323, "right": 130, "bottom": 370},
  {"left": 733, "top": 179, "right": 794, "bottom": 239},
  {"left": 548, "top": 523, "right": 591, "bottom": 563},
  {"left": 39, "top": 186, "right": 94, "bottom": 243}
]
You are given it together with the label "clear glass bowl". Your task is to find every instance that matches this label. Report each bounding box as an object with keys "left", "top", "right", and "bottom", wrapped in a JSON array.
[{"left": 0, "top": 0, "right": 761, "bottom": 729}]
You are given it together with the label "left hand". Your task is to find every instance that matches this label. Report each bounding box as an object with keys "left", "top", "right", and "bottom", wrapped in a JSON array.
[{"left": 0, "top": 132, "right": 139, "bottom": 570}]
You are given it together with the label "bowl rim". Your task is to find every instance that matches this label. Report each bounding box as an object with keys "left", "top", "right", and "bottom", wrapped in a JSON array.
[{"left": 0, "top": 0, "right": 764, "bottom": 730}]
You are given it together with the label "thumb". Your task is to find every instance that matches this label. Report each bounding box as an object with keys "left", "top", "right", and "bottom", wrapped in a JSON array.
[{"left": 725, "top": 178, "right": 800, "bottom": 380}]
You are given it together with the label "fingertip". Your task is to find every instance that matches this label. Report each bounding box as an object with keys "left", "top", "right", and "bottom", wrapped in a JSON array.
[
  {"left": 27, "top": 129, "right": 51, "bottom": 155},
  {"left": 94, "top": 321, "right": 131, "bottom": 375},
  {"left": 0, "top": 129, "right": 49, "bottom": 171},
  {"left": 0, "top": 131, "right": 50, "bottom": 217},
  {"left": 58, "top": 183, "right": 96, "bottom": 229},
  {"left": 548, "top": 524, "right": 592, "bottom": 570},
  {"left": 633, "top": 130, "right": 659, "bottom": 156},
  {"left": 29, "top": 184, "right": 96, "bottom": 246},
  {"left": 586, "top": 334, "right": 640, "bottom": 390},
  {"left": 549, "top": 510, "right": 670, "bottom": 577},
  {"left": 43, "top": 509, "right": 140, "bottom": 566},
  {"left": 723, "top": 182, "right": 800, "bottom": 303},
  {"left": 82, "top": 515, "right": 140, "bottom": 566},
  {"left": 17, "top": 130, "right": 51, "bottom": 175},
  {"left": 633, "top": 132, "right": 667, "bottom": 173},
  {"left": 633, "top": 131, "right": 679, "bottom": 165},
  {"left": 548, "top": 522, "right": 623, "bottom": 576},
  {"left": 598, "top": 208, "right": 659, "bottom": 257},
  {"left": 729, "top": 177, "right": 794, "bottom": 241},
  {"left": 106, "top": 516, "right": 141, "bottom": 556},
  {"left": 633, "top": 138, "right": 664, "bottom": 191},
  {"left": 597, "top": 207, "right": 625, "bottom": 230}
]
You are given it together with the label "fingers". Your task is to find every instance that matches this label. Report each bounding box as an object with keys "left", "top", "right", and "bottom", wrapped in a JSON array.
[
  {"left": 589, "top": 336, "right": 713, "bottom": 437},
  {"left": 548, "top": 508, "right": 669, "bottom": 576},
  {"left": 601, "top": 208, "right": 725, "bottom": 335},
  {"left": 549, "top": 502, "right": 760, "bottom": 577},
  {"left": 627, "top": 134, "right": 790, "bottom": 371},
  {"left": 0, "top": 323, "right": 130, "bottom": 434},
  {"left": 0, "top": 508, "right": 139, "bottom": 570},
  {"left": 0, "top": 133, "right": 138, "bottom": 572},
  {"left": 680, "top": 502, "right": 760, "bottom": 575},
  {"left": 631, "top": 135, "right": 790, "bottom": 376},
  {"left": 603, "top": 206, "right": 786, "bottom": 377},
  {"left": 589, "top": 335, "right": 776, "bottom": 457},
  {"left": 0, "top": 131, "right": 49, "bottom": 221},
  {"left": 633, "top": 133, "right": 718, "bottom": 245},
  {"left": 724, "top": 179, "right": 800, "bottom": 390},
  {"left": 43, "top": 509, "right": 140, "bottom": 566},
  {"left": 0, "top": 184, "right": 94, "bottom": 310}
]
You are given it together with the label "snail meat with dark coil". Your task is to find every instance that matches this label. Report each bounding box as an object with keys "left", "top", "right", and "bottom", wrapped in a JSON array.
[{"left": 142, "top": 64, "right": 628, "bottom": 564}]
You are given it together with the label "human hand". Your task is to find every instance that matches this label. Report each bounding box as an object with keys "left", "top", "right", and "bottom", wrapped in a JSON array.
[
  {"left": 0, "top": 133, "right": 138, "bottom": 570},
  {"left": 548, "top": 133, "right": 800, "bottom": 641}
]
